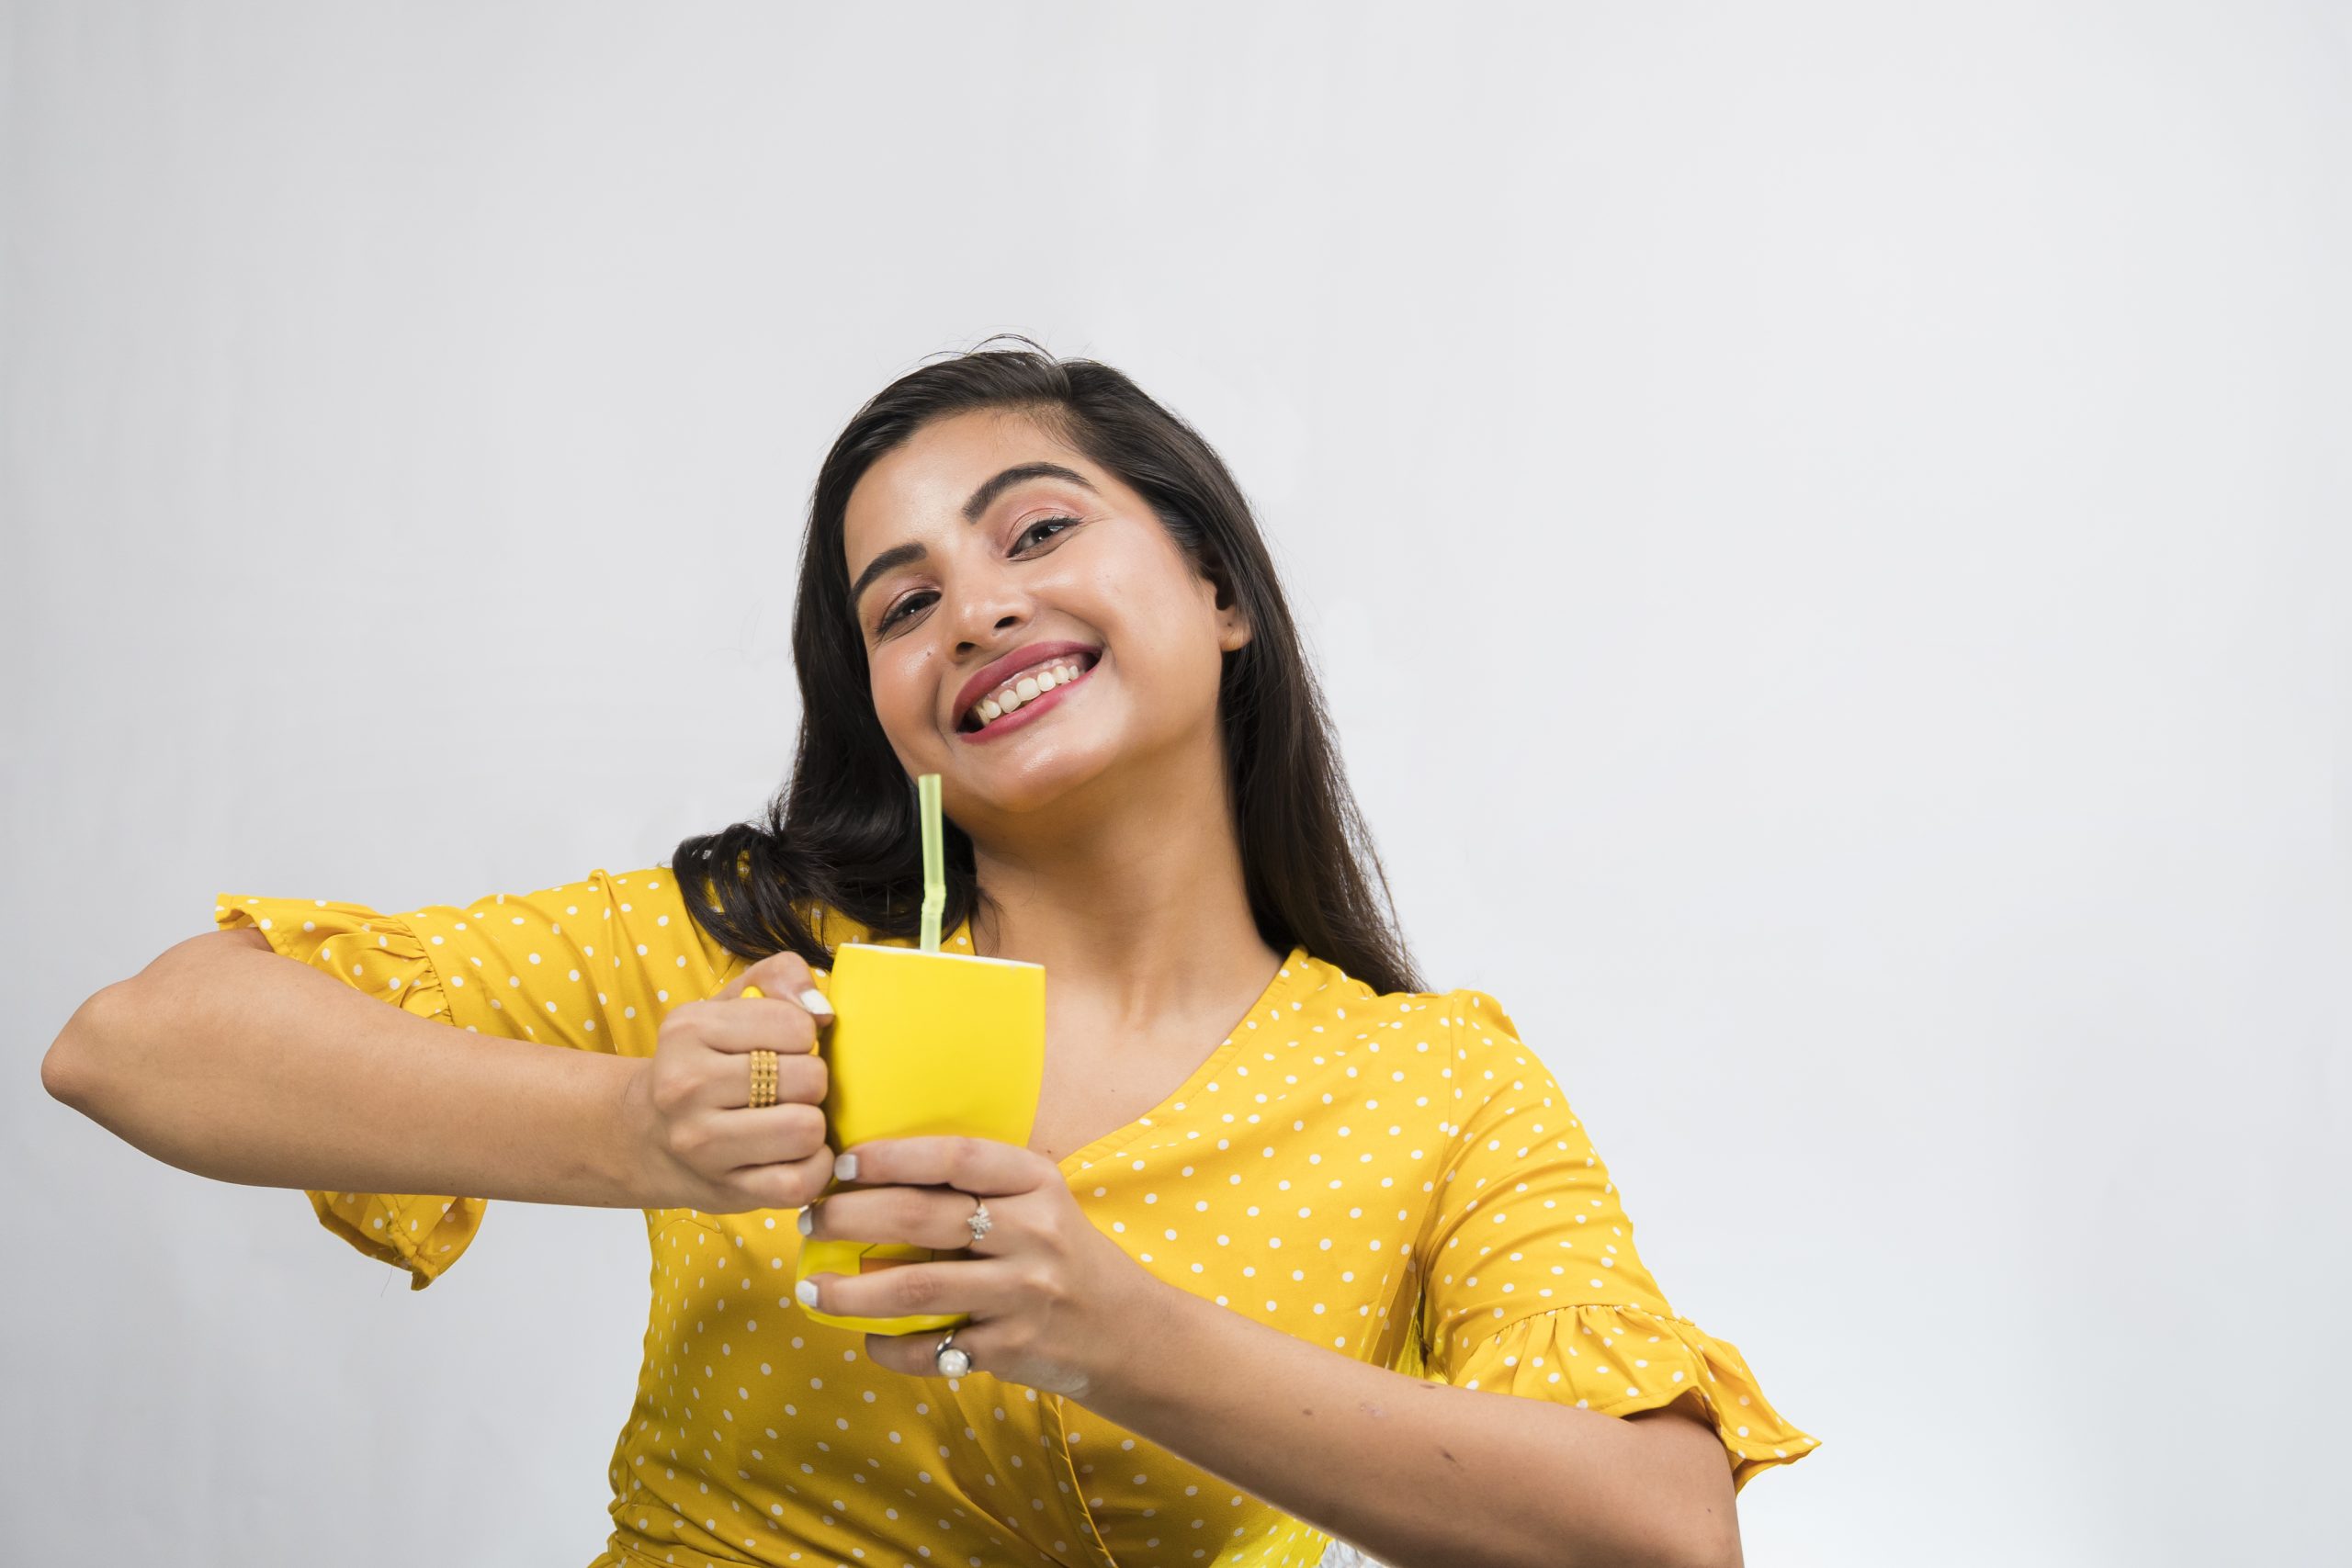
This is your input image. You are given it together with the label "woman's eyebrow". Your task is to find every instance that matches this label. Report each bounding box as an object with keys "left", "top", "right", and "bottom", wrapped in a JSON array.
[{"left": 848, "top": 462, "right": 1099, "bottom": 610}]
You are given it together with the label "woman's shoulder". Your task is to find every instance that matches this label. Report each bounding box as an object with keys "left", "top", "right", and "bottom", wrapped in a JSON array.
[
  {"left": 1287, "top": 950, "right": 1534, "bottom": 1067},
  {"left": 1282, "top": 948, "right": 1499, "bottom": 1027},
  {"left": 1290, "top": 945, "right": 1506, "bottom": 1015},
  {"left": 560, "top": 863, "right": 757, "bottom": 984}
]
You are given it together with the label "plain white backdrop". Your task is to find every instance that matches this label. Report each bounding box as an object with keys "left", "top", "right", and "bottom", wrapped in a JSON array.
[{"left": 6, "top": 4, "right": 2345, "bottom": 1564}]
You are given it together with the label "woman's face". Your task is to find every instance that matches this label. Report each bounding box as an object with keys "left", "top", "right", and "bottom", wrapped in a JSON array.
[{"left": 842, "top": 407, "right": 1250, "bottom": 824}]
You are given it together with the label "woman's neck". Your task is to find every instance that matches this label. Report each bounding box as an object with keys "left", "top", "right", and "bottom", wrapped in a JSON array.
[{"left": 964, "top": 749, "right": 1283, "bottom": 1041}]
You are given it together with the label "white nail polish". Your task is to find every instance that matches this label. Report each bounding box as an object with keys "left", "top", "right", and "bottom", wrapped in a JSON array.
[
  {"left": 834, "top": 1152, "right": 857, "bottom": 1181},
  {"left": 796, "top": 1207, "right": 813, "bottom": 1235},
  {"left": 795, "top": 1279, "right": 818, "bottom": 1306}
]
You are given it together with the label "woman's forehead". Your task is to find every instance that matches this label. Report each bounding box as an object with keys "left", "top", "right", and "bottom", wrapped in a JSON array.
[
  {"left": 844, "top": 415, "right": 1106, "bottom": 551},
  {"left": 863, "top": 411, "right": 1078, "bottom": 497}
]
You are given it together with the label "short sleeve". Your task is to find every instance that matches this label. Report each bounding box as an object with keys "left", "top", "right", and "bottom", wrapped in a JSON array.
[
  {"left": 211, "top": 865, "right": 727, "bottom": 1289},
  {"left": 1412, "top": 987, "right": 1821, "bottom": 1493}
]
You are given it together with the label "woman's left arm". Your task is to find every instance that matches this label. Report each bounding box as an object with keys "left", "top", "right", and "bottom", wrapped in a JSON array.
[
  {"left": 1080, "top": 1271, "right": 1740, "bottom": 1568},
  {"left": 800, "top": 1135, "right": 1741, "bottom": 1568}
]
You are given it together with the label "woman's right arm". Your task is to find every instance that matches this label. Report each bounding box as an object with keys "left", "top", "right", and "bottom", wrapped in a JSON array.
[{"left": 41, "top": 929, "right": 649, "bottom": 1209}]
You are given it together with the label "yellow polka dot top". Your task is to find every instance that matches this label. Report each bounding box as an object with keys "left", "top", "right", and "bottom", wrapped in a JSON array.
[{"left": 214, "top": 867, "right": 1819, "bottom": 1568}]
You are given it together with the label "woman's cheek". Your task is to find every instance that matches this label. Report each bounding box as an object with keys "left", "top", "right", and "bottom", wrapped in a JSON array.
[{"left": 874, "top": 673, "right": 929, "bottom": 748}]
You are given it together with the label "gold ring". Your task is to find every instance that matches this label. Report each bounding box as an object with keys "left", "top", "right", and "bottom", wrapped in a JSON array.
[{"left": 749, "top": 1049, "right": 778, "bottom": 1109}]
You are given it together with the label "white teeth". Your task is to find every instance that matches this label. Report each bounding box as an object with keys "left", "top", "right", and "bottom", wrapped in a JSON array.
[{"left": 967, "top": 657, "right": 1090, "bottom": 730}]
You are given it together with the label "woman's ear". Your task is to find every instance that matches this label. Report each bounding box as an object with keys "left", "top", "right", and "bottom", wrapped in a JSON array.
[{"left": 1203, "top": 554, "right": 1252, "bottom": 652}]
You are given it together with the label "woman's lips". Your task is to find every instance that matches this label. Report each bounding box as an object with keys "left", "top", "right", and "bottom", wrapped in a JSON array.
[{"left": 956, "top": 658, "right": 1096, "bottom": 743}]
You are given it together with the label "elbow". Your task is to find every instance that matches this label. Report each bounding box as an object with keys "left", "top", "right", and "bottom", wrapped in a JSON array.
[
  {"left": 43, "top": 983, "right": 131, "bottom": 1108},
  {"left": 1667, "top": 1506, "right": 1743, "bottom": 1568},
  {"left": 1627, "top": 1471, "right": 1741, "bottom": 1568},
  {"left": 39, "top": 1039, "right": 83, "bottom": 1105}
]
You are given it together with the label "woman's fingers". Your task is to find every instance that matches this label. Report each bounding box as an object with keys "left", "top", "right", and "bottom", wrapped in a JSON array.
[
  {"left": 707, "top": 1042, "right": 828, "bottom": 1112},
  {"left": 713, "top": 951, "right": 816, "bottom": 1003},
  {"left": 693, "top": 991, "right": 824, "bottom": 1056},
  {"left": 801, "top": 1185, "right": 1001, "bottom": 1254},
  {"left": 796, "top": 1255, "right": 1024, "bottom": 1325},
  {"left": 716, "top": 1139, "right": 837, "bottom": 1213},
  {"left": 695, "top": 1100, "right": 831, "bottom": 1169},
  {"left": 634, "top": 947, "right": 842, "bottom": 1213},
  {"left": 716, "top": 953, "right": 838, "bottom": 1032},
  {"left": 683, "top": 977, "right": 833, "bottom": 1111}
]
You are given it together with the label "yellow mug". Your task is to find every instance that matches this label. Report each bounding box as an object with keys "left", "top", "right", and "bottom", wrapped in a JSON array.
[{"left": 763, "top": 941, "right": 1046, "bottom": 1336}]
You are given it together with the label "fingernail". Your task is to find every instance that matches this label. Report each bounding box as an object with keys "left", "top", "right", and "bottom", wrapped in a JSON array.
[
  {"left": 796, "top": 1207, "right": 814, "bottom": 1235},
  {"left": 794, "top": 1279, "right": 819, "bottom": 1306},
  {"left": 834, "top": 1151, "right": 858, "bottom": 1181},
  {"left": 797, "top": 987, "right": 834, "bottom": 1021}
]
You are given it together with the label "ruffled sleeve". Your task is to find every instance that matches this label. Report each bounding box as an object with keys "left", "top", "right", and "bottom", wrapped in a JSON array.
[
  {"left": 211, "top": 867, "right": 707, "bottom": 1290},
  {"left": 212, "top": 891, "right": 482, "bottom": 1289},
  {"left": 1437, "top": 1303, "right": 1817, "bottom": 1494},
  {"left": 1413, "top": 988, "right": 1821, "bottom": 1493}
]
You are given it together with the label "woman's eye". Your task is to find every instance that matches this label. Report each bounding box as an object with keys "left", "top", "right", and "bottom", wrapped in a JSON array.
[
  {"left": 876, "top": 516, "right": 1079, "bottom": 633},
  {"left": 1016, "top": 515, "right": 1079, "bottom": 550}
]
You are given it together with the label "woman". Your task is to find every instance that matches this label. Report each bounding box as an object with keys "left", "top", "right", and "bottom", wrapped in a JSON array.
[{"left": 142, "top": 340, "right": 1819, "bottom": 1566}]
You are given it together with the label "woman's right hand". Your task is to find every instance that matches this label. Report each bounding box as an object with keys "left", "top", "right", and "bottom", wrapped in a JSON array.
[{"left": 623, "top": 951, "right": 837, "bottom": 1214}]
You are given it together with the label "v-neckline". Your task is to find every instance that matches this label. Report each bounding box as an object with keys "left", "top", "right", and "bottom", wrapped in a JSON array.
[
  {"left": 737, "top": 917, "right": 1320, "bottom": 1179},
  {"left": 938, "top": 915, "right": 1317, "bottom": 1176}
]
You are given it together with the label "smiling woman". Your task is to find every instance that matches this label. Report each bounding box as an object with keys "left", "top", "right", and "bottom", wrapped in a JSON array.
[
  {"left": 632, "top": 335, "right": 1819, "bottom": 1567},
  {"left": 79, "top": 335, "right": 1815, "bottom": 1568},
  {"left": 64, "top": 338, "right": 1815, "bottom": 1568},
  {"left": 673, "top": 339, "right": 1406, "bottom": 993}
]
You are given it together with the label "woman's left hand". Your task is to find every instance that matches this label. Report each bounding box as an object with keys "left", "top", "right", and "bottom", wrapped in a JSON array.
[{"left": 793, "top": 1135, "right": 1168, "bottom": 1402}]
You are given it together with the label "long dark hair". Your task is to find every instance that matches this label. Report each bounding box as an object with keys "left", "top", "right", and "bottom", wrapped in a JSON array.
[{"left": 673, "top": 334, "right": 1426, "bottom": 996}]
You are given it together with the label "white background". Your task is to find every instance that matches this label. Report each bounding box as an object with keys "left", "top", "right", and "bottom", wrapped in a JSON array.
[{"left": 6, "top": 4, "right": 2346, "bottom": 1565}]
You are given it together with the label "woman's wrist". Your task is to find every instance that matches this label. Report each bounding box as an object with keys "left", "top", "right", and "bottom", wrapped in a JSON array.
[
  {"left": 1061, "top": 1268, "right": 1196, "bottom": 1410},
  {"left": 609, "top": 1058, "right": 678, "bottom": 1209}
]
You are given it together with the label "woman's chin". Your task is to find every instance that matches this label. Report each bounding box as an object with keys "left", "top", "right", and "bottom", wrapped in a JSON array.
[{"left": 949, "top": 740, "right": 1121, "bottom": 816}]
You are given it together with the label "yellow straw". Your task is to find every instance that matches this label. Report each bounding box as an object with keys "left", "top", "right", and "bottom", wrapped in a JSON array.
[{"left": 918, "top": 772, "right": 944, "bottom": 952}]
